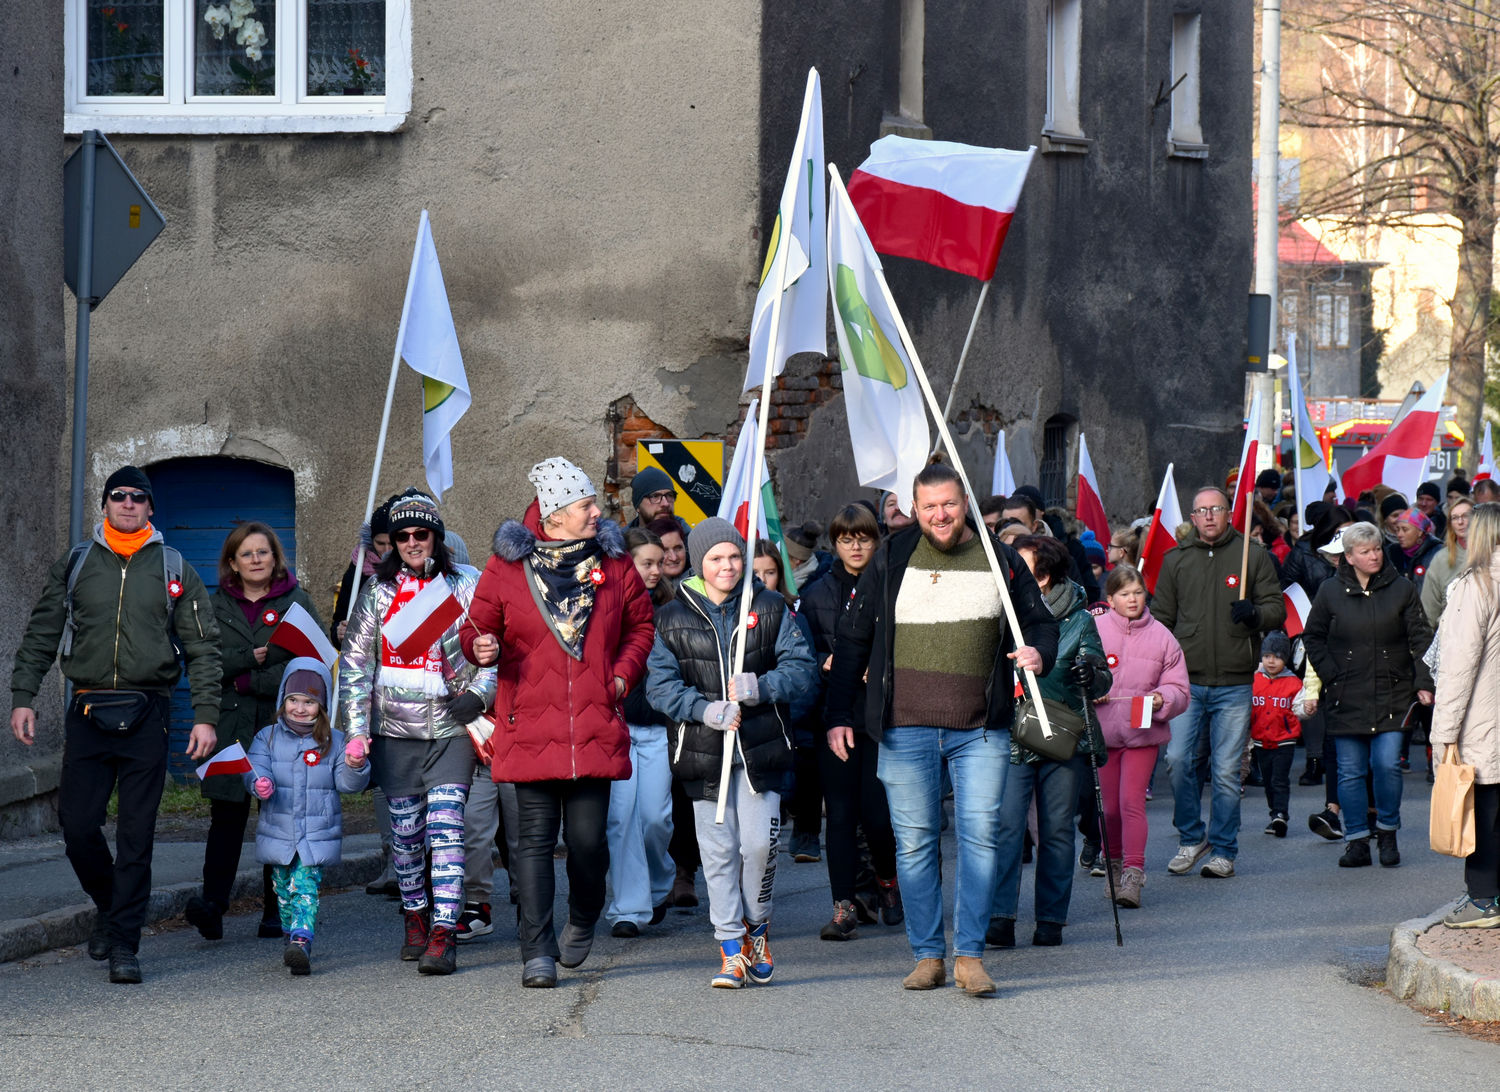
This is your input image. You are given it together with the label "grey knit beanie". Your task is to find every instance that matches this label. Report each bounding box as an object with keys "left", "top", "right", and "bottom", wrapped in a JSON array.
[
  {"left": 528, "top": 457, "right": 597, "bottom": 518},
  {"left": 687, "top": 517, "right": 746, "bottom": 576}
]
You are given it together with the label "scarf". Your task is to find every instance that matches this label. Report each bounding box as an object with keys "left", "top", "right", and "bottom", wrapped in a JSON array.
[
  {"left": 527, "top": 536, "right": 604, "bottom": 659},
  {"left": 1043, "top": 579, "right": 1074, "bottom": 620},
  {"left": 225, "top": 571, "right": 299, "bottom": 625},
  {"left": 103, "top": 521, "right": 154, "bottom": 558},
  {"left": 351, "top": 543, "right": 381, "bottom": 578},
  {"left": 280, "top": 715, "right": 316, "bottom": 737}
]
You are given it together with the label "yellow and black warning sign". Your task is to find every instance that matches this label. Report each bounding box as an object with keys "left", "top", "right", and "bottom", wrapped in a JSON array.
[{"left": 636, "top": 441, "right": 724, "bottom": 528}]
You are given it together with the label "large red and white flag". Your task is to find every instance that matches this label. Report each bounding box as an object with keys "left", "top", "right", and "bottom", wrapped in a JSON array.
[
  {"left": 195, "top": 742, "right": 252, "bottom": 781},
  {"left": 1282, "top": 584, "right": 1312, "bottom": 639},
  {"left": 847, "top": 137, "right": 1036, "bottom": 280},
  {"left": 1138, "top": 463, "right": 1183, "bottom": 594},
  {"left": 1232, "top": 389, "right": 1265, "bottom": 529},
  {"left": 1474, "top": 420, "right": 1494, "bottom": 483},
  {"left": 1341, "top": 372, "right": 1448, "bottom": 503},
  {"left": 382, "top": 577, "right": 464, "bottom": 660},
  {"left": 268, "top": 602, "right": 338, "bottom": 669},
  {"left": 1075, "top": 433, "right": 1110, "bottom": 547}
]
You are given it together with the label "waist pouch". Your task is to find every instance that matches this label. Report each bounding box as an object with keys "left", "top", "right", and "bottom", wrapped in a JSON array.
[{"left": 75, "top": 690, "right": 155, "bottom": 734}]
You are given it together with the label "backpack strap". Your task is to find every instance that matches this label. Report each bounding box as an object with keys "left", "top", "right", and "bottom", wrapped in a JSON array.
[
  {"left": 59, "top": 541, "right": 93, "bottom": 658},
  {"left": 59, "top": 541, "right": 187, "bottom": 659}
]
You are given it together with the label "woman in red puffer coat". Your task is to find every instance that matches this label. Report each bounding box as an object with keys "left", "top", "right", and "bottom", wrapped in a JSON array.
[{"left": 462, "top": 457, "right": 654, "bottom": 990}]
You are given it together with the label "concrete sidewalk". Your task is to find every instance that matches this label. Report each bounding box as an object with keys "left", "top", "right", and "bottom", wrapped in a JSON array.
[
  {"left": 0, "top": 830, "right": 383, "bottom": 963},
  {"left": 1387, "top": 901, "right": 1500, "bottom": 1021}
]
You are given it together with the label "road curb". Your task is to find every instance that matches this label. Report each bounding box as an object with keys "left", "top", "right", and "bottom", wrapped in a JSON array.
[
  {"left": 1386, "top": 899, "right": 1500, "bottom": 1020},
  {"left": 0, "top": 847, "right": 383, "bottom": 965}
]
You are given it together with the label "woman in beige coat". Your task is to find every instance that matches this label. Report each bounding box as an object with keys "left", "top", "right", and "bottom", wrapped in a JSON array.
[{"left": 1432, "top": 503, "right": 1500, "bottom": 927}]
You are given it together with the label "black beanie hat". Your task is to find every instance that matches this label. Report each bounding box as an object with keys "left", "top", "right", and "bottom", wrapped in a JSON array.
[
  {"left": 631, "top": 466, "right": 675, "bottom": 509},
  {"left": 102, "top": 465, "right": 153, "bottom": 506},
  {"left": 1256, "top": 468, "right": 1282, "bottom": 490},
  {"left": 1379, "top": 493, "right": 1409, "bottom": 520},
  {"left": 1448, "top": 476, "right": 1471, "bottom": 497},
  {"left": 1416, "top": 481, "right": 1442, "bottom": 502},
  {"left": 1261, "top": 631, "right": 1293, "bottom": 664},
  {"left": 387, "top": 490, "right": 444, "bottom": 536},
  {"left": 369, "top": 498, "right": 395, "bottom": 537}
]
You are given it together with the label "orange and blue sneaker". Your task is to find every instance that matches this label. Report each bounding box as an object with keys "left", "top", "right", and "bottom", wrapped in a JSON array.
[
  {"left": 741, "top": 919, "right": 773, "bottom": 984},
  {"left": 711, "top": 938, "right": 746, "bottom": 988}
]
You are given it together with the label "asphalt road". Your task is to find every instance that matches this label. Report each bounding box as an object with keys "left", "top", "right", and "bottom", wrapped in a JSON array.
[{"left": 2, "top": 773, "right": 1496, "bottom": 1091}]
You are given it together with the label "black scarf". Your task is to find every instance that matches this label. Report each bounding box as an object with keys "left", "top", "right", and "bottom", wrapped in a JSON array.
[{"left": 527, "top": 536, "right": 605, "bottom": 659}]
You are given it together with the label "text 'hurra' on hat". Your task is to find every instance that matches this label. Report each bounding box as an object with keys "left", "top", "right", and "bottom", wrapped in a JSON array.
[
  {"left": 387, "top": 491, "right": 444, "bottom": 536},
  {"left": 529, "top": 457, "right": 597, "bottom": 518}
]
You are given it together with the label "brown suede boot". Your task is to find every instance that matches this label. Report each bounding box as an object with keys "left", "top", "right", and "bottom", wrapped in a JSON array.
[
  {"left": 953, "top": 956, "right": 997, "bottom": 996},
  {"left": 901, "top": 957, "right": 946, "bottom": 990}
]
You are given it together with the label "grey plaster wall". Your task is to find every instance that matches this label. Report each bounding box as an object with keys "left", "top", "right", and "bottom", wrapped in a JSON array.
[{"left": 1, "top": 0, "right": 67, "bottom": 816}]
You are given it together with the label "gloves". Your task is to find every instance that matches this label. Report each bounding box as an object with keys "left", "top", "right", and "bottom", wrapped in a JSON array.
[
  {"left": 252, "top": 777, "right": 274, "bottom": 800},
  {"left": 703, "top": 701, "right": 741, "bottom": 732},
  {"left": 345, "top": 736, "right": 369, "bottom": 766},
  {"left": 1229, "top": 600, "right": 1259, "bottom": 628},
  {"left": 727, "top": 673, "right": 762, "bottom": 705},
  {"left": 1067, "top": 659, "right": 1096, "bottom": 689},
  {"left": 448, "top": 691, "right": 486, "bottom": 724}
]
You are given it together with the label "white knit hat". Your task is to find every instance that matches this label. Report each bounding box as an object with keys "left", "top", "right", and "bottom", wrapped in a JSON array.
[{"left": 528, "top": 457, "right": 597, "bottom": 518}]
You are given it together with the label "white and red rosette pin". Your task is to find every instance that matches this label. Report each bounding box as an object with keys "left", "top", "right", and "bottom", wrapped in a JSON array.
[
  {"left": 1415, "top": 566, "right": 1426, "bottom": 577},
  {"left": 588, "top": 567, "right": 606, "bottom": 587},
  {"left": 167, "top": 579, "right": 184, "bottom": 599},
  {"left": 1106, "top": 653, "right": 1120, "bottom": 669},
  {"left": 303, "top": 750, "right": 321, "bottom": 767},
  {"left": 261, "top": 608, "right": 279, "bottom": 627},
  {"left": 1225, "top": 574, "right": 1240, "bottom": 590},
  {"left": 746, "top": 612, "right": 759, "bottom": 630}
]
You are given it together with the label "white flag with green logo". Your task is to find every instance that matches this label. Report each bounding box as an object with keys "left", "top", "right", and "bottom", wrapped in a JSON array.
[
  {"left": 827, "top": 171, "right": 930, "bottom": 514},
  {"left": 396, "top": 210, "right": 471, "bottom": 501}
]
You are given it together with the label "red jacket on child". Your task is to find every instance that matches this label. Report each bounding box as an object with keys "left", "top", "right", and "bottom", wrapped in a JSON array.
[{"left": 1251, "top": 667, "right": 1302, "bottom": 747}]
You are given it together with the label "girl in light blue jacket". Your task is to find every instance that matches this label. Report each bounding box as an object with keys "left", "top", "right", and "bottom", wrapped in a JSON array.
[{"left": 245, "top": 657, "right": 369, "bottom": 975}]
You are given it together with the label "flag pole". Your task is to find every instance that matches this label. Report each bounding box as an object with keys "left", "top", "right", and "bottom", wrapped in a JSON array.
[
  {"left": 1288, "top": 339, "right": 1306, "bottom": 525},
  {"left": 932, "top": 281, "right": 992, "bottom": 452},
  {"left": 831, "top": 167, "right": 1049, "bottom": 733}
]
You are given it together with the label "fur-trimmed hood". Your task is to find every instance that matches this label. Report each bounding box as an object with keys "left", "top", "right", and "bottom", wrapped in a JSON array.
[{"left": 493, "top": 499, "right": 626, "bottom": 562}]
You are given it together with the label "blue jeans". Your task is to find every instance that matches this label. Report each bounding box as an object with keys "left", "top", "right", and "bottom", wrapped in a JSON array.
[
  {"left": 1164, "top": 684, "right": 1252, "bottom": 859},
  {"left": 1334, "top": 733, "right": 1404, "bottom": 839},
  {"left": 992, "top": 755, "right": 1083, "bottom": 925},
  {"left": 877, "top": 726, "right": 1009, "bottom": 960},
  {"left": 605, "top": 724, "right": 676, "bottom": 926}
]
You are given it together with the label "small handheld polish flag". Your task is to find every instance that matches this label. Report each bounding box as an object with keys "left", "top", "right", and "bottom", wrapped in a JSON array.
[
  {"left": 196, "top": 742, "right": 253, "bottom": 781},
  {"left": 269, "top": 602, "right": 339, "bottom": 669}
]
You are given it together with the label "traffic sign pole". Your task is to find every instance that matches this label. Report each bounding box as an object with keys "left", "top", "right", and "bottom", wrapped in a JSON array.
[{"left": 68, "top": 131, "right": 99, "bottom": 547}]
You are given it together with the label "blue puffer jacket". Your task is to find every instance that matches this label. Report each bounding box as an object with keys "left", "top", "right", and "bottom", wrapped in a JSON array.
[{"left": 244, "top": 657, "right": 370, "bottom": 867}]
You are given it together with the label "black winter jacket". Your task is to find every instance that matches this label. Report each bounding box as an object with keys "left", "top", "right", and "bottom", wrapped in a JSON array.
[
  {"left": 799, "top": 561, "right": 865, "bottom": 733},
  {"left": 825, "top": 525, "right": 1060, "bottom": 741},
  {"left": 1386, "top": 535, "right": 1443, "bottom": 595},
  {"left": 1279, "top": 537, "right": 1337, "bottom": 600}
]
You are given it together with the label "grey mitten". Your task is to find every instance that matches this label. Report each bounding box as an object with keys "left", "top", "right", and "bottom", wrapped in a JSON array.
[
  {"left": 703, "top": 701, "right": 741, "bottom": 731},
  {"left": 727, "top": 673, "right": 762, "bottom": 705}
]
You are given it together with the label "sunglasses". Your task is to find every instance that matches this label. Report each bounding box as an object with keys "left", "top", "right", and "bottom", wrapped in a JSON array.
[
  {"left": 393, "top": 529, "right": 432, "bottom": 544},
  {"left": 108, "top": 490, "right": 149, "bottom": 504}
]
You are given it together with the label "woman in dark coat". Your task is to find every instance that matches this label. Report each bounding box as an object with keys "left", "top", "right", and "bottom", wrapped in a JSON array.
[
  {"left": 1386, "top": 508, "right": 1444, "bottom": 595},
  {"left": 185, "top": 522, "right": 325, "bottom": 941},
  {"left": 1302, "top": 521, "right": 1433, "bottom": 869}
]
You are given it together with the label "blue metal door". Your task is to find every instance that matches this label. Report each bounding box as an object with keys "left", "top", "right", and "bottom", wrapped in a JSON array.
[{"left": 145, "top": 457, "right": 296, "bottom": 780}]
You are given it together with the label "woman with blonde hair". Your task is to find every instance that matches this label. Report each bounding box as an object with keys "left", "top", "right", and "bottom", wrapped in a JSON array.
[{"left": 1422, "top": 496, "right": 1475, "bottom": 626}]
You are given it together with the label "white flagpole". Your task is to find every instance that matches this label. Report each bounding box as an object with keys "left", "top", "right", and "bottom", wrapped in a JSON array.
[
  {"left": 933, "top": 281, "right": 992, "bottom": 450},
  {"left": 1290, "top": 340, "right": 1306, "bottom": 525},
  {"left": 830, "top": 167, "right": 1049, "bottom": 735}
]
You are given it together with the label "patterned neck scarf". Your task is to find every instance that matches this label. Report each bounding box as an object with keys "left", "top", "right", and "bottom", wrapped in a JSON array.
[{"left": 527, "top": 536, "right": 604, "bottom": 659}]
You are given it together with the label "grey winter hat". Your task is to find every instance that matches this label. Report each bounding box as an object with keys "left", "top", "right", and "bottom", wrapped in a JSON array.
[
  {"left": 687, "top": 516, "right": 746, "bottom": 576},
  {"left": 529, "top": 457, "right": 597, "bottom": 518},
  {"left": 630, "top": 466, "right": 675, "bottom": 508},
  {"left": 1261, "top": 631, "right": 1293, "bottom": 663}
]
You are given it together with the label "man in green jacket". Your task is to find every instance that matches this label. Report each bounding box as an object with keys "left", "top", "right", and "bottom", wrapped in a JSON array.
[
  {"left": 9, "top": 466, "right": 221, "bottom": 984},
  {"left": 1152, "top": 486, "right": 1284, "bottom": 880}
]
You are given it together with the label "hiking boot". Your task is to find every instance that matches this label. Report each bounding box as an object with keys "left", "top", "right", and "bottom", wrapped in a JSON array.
[
  {"left": 820, "top": 900, "right": 859, "bottom": 941},
  {"left": 712, "top": 938, "right": 747, "bottom": 989},
  {"left": 185, "top": 896, "right": 225, "bottom": 941},
  {"left": 953, "top": 956, "right": 997, "bottom": 997},
  {"left": 669, "top": 866, "right": 699, "bottom": 909},
  {"left": 1033, "top": 922, "right": 1063, "bottom": 946},
  {"left": 1200, "top": 855, "right": 1235, "bottom": 878},
  {"left": 1115, "top": 867, "right": 1145, "bottom": 909},
  {"left": 1375, "top": 829, "right": 1400, "bottom": 868},
  {"left": 1338, "top": 836, "right": 1372, "bottom": 868},
  {"left": 790, "top": 833, "right": 821, "bottom": 863},
  {"left": 1266, "top": 814, "right": 1288, "bottom": 838},
  {"left": 1167, "top": 841, "right": 1209, "bottom": 875},
  {"left": 1104, "top": 859, "right": 1123, "bottom": 890},
  {"left": 611, "top": 920, "right": 641, "bottom": 938},
  {"left": 985, "top": 916, "right": 1016, "bottom": 948},
  {"left": 365, "top": 849, "right": 400, "bottom": 897},
  {"left": 400, "top": 908, "right": 430, "bottom": 960},
  {"left": 1444, "top": 896, "right": 1500, "bottom": 929},
  {"left": 741, "top": 919, "right": 773, "bottom": 984},
  {"left": 902, "top": 958, "right": 946, "bottom": 990},
  {"left": 108, "top": 947, "right": 142, "bottom": 984},
  {"left": 877, "top": 876, "right": 904, "bottom": 926},
  {"left": 852, "top": 890, "right": 879, "bottom": 925},
  {"left": 521, "top": 956, "right": 557, "bottom": 988},
  {"left": 558, "top": 920, "right": 595, "bottom": 968},
  {"left": 87, "top": 916, "right": 112, "bottom": 961},
  {"left": 283, "top": 933, "right": 312, "bottom": 976},
  {"left": 1090, "top": 855, "right": 1108, "bottom": 878},
  {"left": 1309, "top": 808, "right": 1343, "bottom": 841},
  {"left": 417, "top": 925, "right": 458, "bottom": 975},
  {"left": 455, "top": 902, "right": 493, "bottom": 943},
  {"left": 1078, "top": 841, "right": 1101, "bottom": 872}
]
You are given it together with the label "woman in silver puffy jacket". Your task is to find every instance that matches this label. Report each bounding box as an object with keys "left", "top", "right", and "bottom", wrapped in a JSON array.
[{"left": 337, "top": 491, "right": 495, "bottom": 976}]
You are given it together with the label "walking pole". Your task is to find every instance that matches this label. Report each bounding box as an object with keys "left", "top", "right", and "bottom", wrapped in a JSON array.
[{"left": 1080, "top": 683, "right": 1123, "bottom": 947}]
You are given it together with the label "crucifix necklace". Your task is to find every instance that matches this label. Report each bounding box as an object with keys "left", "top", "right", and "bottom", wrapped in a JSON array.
[{"left": 930, "top": 572, "right": 940, "bottom": 585}]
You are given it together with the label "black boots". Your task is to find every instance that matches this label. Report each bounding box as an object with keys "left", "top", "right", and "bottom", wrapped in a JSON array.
[{"left": 1298, "top": 757, "right": 1324, "bottom": 786}]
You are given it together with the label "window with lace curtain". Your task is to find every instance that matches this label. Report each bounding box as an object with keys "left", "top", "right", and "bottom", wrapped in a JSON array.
[{"left": 66, "top": 0, "right": 411, "bottom": 133}]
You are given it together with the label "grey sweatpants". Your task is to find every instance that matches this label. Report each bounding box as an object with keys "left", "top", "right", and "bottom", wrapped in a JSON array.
[
  {"left": 692, "top": 766, "right": 780, "bottom": 942},
  {"left": 463, "top": 768, "right": 520, "bottom": 904}
]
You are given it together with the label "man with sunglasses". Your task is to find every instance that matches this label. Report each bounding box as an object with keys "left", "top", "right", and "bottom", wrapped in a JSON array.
[
  {"left": 1151, "top": 485, "right": 1284, "bottom": 880},
  {"left": 627, "top": 467, "right": 689, "bottom": 536},
  {"left": 10, "top": 465, "right": 221, "bottom": 984}
]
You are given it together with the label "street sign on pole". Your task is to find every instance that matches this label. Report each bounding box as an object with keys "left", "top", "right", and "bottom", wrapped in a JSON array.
[{"left": 64, "top": 133, "right": 165, "bottom": 307}]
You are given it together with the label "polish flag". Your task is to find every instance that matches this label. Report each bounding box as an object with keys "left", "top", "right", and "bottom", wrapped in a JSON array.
[
  {"left": 1231, "top": 389, "right": 1264, "bottom": 530},
  {"left": 991, "top": 428, "right": 1017, "bottom": 498},
  {"left": 1075, "top": 433, "right": 1110, "bottom": 546},
  {"left": 1129, "top": 696, "right": 1153, "bottom": 732},
  {"left": 1475, "top": 420, "right": 1494, "bottom": 483},
  {"left": 1138, "top": 463, "right": 1183, "bottom": 595},
  {"left": 1341, "top": 373, "right": 1448, "bottom": 503},
  {"left": 382, "top": 576, "right": 464, "bottom": 660},
  {"left": 847, "top": 137, "right": 1036, "bottom": 280},
  {"left": 196, "top": 742, "right": 252, "bottom": 781},
  {"left": 1282, "top": 583, "right": 1312, "bottom": 639},
  {"left": 269, "top": 602, "right": 338, "bottom": 669}
]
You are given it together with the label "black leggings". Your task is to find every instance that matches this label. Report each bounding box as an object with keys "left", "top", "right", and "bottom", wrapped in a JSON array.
[
  {"left": 1467, "top": 783, "right": 1500, "bottom": 901},
  {"left": 791, "top": 744, "right": 823, "bottom": 840},
  {"left": 513, "top": 779, "right": 611, "bottom": 962},
  {"left": 818, "top": 735, "right": 896, "bottom": 902}
]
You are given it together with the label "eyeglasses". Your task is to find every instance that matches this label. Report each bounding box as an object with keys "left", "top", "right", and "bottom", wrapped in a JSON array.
[
  {"left": 236, "top": 549, "right": 272, "bottom": 561},
  {"left": 643, "top": 490, "right": 676, "bottom": 503},
  {"left": 1190, "top": 505, "right": 1228, "bottom": 517},
  {"left": 393, "top": 529, "right": 432, "bottom": 544},
  {"left": 836, "top": 535, "right": 875, "bottom": 547},
  {"left": 108, "top": 490, "right": 149, "bottom": 504}
]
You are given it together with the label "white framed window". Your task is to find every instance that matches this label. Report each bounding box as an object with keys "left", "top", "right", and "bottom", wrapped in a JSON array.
[
  {"left": 1334, "top": 294, "right": 1351, "bottom": 348},
  {"left": 1169, "top": 12, "right": 1207, "bottom": 157},
  {"left": 1044, "top": 0, "right": 1086, "bottom": 146},
  {"left": 1314, "top": 294, "right": 1333, "bottom": 348},
  {"left": 898, "top": 0, "right": 924, "bottom": 123},
  {"left": 65, "top": 0, "right": 412, "bottom": 135}
]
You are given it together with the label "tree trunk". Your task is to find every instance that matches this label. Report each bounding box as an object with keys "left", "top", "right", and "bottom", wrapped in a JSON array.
[{"left": 1449, "top": 197, "right": 1495, "bottom": 467}]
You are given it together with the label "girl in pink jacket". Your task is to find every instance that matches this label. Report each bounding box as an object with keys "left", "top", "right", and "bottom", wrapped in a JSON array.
[{"left": 1093, "top": 566, "right": 1190, "bottom": 909}]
